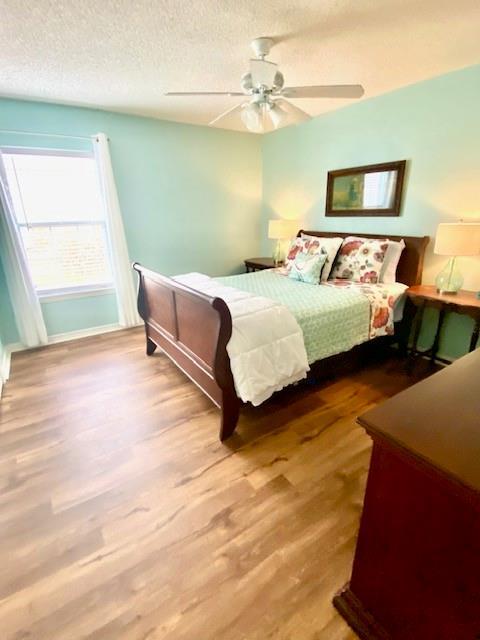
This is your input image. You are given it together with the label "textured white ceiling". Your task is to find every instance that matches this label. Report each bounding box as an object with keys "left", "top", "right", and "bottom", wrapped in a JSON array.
[{"left": 1, "top": 0, "right": 480, "bottom": 132}]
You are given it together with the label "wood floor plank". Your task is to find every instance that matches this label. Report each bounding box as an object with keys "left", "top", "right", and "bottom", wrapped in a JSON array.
[{"left": 0, "top": 327, "right": 424, "bottom": 639}]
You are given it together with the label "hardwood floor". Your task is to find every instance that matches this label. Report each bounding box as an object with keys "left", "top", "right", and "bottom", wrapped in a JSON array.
[{"left": 0, "top": 328, "right": 421, "bottom": 639}]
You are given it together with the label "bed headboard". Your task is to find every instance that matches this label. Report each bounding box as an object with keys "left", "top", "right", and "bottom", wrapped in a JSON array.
[{"left": 298, "top": 230, "right": 429, "bottom": 287}]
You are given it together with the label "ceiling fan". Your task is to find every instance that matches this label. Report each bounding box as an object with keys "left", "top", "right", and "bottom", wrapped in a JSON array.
[{"left": 165, "top": 37, "right": 364, "bottom": 133}]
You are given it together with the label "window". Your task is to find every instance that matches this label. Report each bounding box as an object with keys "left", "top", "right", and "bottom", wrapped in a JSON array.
[{"left": 2, "top": 149, "right": 113, "bottom": 297}]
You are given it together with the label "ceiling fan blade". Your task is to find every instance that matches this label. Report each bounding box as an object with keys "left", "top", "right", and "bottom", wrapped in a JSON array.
[
  {"left": 249, "top": 59, "right": 278, "bottom": 88},
  {"left": 281, "top": 85, "right": 365, "bottom": 99},
  {"left": 209, "top": 103, "right": 246, "bottom": 127},
  {"left": 165, "top": 91, "right": 244, "bottom": 97}
]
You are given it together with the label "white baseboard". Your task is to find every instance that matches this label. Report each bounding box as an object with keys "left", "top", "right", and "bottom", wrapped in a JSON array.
[
  {"left": 47, "top": 323, "right": 127, "bottom": 345},
  {"left": 1, "top": 323, "right": 142, "bottom": 397}
]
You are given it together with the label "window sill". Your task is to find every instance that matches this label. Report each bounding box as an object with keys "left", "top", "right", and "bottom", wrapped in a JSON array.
[{"left": 39, "top": 286, "right": 116, "bottom": 303}]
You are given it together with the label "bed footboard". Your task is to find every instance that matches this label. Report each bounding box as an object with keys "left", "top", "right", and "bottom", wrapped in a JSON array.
[{"left": 133, "top": 263, "right": 240, "bottom": 440}]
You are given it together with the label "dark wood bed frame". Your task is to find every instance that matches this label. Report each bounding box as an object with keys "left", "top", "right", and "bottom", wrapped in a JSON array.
[{"left": 133, "top": 231, "right": 429, "bottom": 441}]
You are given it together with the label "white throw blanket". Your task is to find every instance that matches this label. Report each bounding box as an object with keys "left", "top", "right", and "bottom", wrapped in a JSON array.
[{"left": 174, "top": 273, "right": 309, "bottom": 406}]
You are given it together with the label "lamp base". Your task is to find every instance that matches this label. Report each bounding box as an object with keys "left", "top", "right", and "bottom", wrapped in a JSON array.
[
  {"left": 435, "top": 257, "right": 463, "bottom": 295},
  {"left": 272, "top": 240, "right": 282, "bottom": 266}
]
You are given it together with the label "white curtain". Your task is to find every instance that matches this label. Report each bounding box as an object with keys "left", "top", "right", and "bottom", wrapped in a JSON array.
[
  {"left": 93, "top": 133, "right": 140, "bottom": 327},
  {"left": 0, "top": 154, "right": 48, "bottom": 348}
]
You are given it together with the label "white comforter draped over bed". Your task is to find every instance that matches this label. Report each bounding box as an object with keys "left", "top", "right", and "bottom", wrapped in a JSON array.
[{"left": 173, "top": 273, "right": 309, "bottom": 406}]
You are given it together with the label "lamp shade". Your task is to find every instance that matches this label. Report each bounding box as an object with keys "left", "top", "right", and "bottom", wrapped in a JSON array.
[
  {"left": 268, "top": 219, "right": 299, "bottom": 240},
  {"left": 434, "top": 223, "right": 480, "bottom": 256}
]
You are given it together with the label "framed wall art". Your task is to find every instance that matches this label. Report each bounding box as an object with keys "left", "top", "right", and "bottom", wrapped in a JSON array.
[{"left": 325, "top": 160, "right": 407, "bottom": 217}]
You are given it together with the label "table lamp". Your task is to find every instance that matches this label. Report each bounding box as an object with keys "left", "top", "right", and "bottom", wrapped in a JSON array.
[
  {"left": 434, "top": 222, "right": 480, "bottom": 294},
  {"left": 268, "top": 219, "right": 299, "bottom": 265}
]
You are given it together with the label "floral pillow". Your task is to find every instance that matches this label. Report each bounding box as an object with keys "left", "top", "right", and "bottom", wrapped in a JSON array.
[
  {"left": 285, "top": 234, "right": 343, "bottom": 282},
  {"left": 336, "top": 235, "right": 405, "bottom": 283},
  {"left": 288, "top": 251, "right": 327, "bottom": 285},
  {"left": 300, "top": 234, "right": 343, "bottom": 282},
  {"left": 285, "top": 237, "right": 320, "bottom": 264},
  {"left": 329, "top": 236, "right": 389, "bottom": 284}
]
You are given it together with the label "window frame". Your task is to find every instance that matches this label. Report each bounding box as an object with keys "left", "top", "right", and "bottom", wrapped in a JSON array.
[{"left": 1, "top": 146, "right": 114, "bottom": 300}]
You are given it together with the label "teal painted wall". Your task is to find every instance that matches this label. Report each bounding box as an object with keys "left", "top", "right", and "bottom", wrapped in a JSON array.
[
  {"left": 0, "top": 98, "right": 262, "bottom": 343},
  {"left": 40, "top": 293, "right": 118, "bottom": 336},
  {"left": 0, "top": 333, "right": 5, "bottom": 386},
  {"left": 262, "top": 65, "right": 480, "bottom": 360},
  {"left": 0, "top": 261, "right": 17, "bottom": 344}
]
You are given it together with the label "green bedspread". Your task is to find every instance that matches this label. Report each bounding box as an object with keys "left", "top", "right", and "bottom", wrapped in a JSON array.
[{"left": 216, "top": 270, "right": 370, "bottom": 364}]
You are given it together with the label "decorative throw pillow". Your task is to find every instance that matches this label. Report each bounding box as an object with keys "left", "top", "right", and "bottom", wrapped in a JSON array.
[
  {"left": 285, "top": 236, "right": 326, "bottom": 276},
  {"left": 380, "top": 239, "right": 406, "bottom": 283},
  {"left": 285, "top": 237, "right": 309, "bottom": 268},
  {"left": 334, "top": 236, "right": 405, "bottom": 283},
  {"left": 300, "top": 234, "right": 343, "bottom": 281},
  {"left": 329, "top": 236, "right": 389, "bottom": 284},
  {"left": 285, "top": 235, "right": 324, "bottom": 259},
  {"left": 288, "top": 252, "right": 327, "bottom": 284}
]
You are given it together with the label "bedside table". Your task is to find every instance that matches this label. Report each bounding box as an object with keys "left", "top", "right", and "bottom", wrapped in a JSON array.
[
  {"left": 407, "top": 284, "right": 480, "bottom": 368},
  {"left": 244, "top": 257, "right": 282, "bottom": 273}
]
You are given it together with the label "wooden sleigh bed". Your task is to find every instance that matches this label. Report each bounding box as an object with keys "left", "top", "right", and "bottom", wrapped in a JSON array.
[{"left": 133, "top": 231, "right": 429, "bottom": 441}]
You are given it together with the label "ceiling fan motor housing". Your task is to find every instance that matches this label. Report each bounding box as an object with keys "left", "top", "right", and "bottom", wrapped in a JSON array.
[{"left": 250, "top": 37, "right": 274, "bottom": 59}]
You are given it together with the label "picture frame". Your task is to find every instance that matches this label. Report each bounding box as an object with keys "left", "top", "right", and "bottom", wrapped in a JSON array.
[{"left": 325, "top": 160, "right": 407, "bottom": 217}]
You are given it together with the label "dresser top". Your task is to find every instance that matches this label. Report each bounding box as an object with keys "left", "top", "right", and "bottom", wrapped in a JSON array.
[{"left": 358, "top": 349, "right": 480, "bottom": 493}]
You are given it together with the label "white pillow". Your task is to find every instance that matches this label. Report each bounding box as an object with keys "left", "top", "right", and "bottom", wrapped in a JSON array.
[
  {"left": 300, "top": 234, "right": 343, "bottom": 282},
  {"left": 381, "top": 239, "right": 406, "bottom": 283}
]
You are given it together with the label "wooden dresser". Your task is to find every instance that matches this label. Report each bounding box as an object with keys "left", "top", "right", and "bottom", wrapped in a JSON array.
[{"left": 334, "top": 348, "right": 480, "bottom": 639}]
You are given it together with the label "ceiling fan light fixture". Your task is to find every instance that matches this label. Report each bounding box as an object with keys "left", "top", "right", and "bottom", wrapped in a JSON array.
[
  {"left": 240, "top": 72, "right": 253, "bottom": 92},
  {"left": 241, "top": 102, "right": 264, "bottom": 133},
  {"left": 273, "top": 71, "right": 285, "bottom": 91},
  {"left": 268, "top": 101, "right": 288, "bottom": 129},
  {"left": 275, "top": 99, "right": 311, "bottom": 126}
]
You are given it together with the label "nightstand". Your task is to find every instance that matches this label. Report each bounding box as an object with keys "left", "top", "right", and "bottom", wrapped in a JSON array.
[
  {"left": 244, "top": 257, "right": 281, "bottom": 273},
  {"left": 407, "top": 284, "right": 480, "bottom": 368}
]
